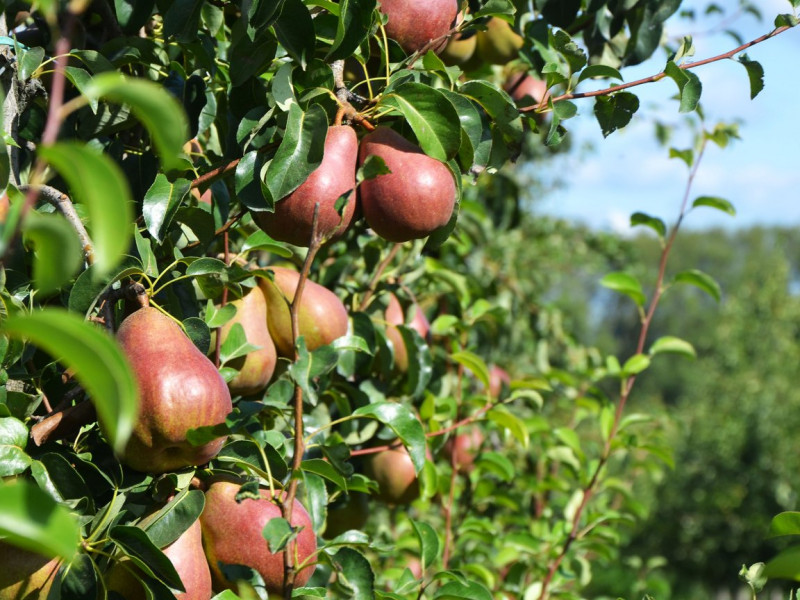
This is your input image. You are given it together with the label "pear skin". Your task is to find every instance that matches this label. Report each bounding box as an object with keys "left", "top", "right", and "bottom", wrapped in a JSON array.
[
  {"left": 219, "top": 286, "right": 277, "bottom": 396},
  {"left": 0, "top": 543, "right": 60, "bottom": 600},
  {"left": 116, "top": 307, "right": 232, "bottom": 474},
  {"left": 384, "top": 293, "right": 430, "bottom": 372},
  {"left": 252, "top": 125, "right": 358, "bottom": 247},
  {"left": 258, "top": 267, "right": 349, "bottom": 357},
  {"left": 358, "top": 127, "right": 456, "bottom": 243},
  {"left": 364, "top": 444, "right": 420, "bottom": 505},
  {"left": 107, "top": 519, "right": 212, "bottom": 600},
  {"left": 476, "top": 17, "right": 524, "bottom": 65},
  {"left": 378, "top": 0, "right": 459, "bottom": 54},
  {"left": 200, "top": 480, "right": 317, "bottom": 594}
]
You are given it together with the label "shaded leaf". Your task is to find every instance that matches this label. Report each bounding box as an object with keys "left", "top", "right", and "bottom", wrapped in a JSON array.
[
  {"left": 692, "top": 196, "right": 736, "bottom": 216},
  {"left": 21, "top": 211, "right": 83, "bottom": 296},
  {"left": 143, "top": 174, "right": 191, "bottom": 244}
]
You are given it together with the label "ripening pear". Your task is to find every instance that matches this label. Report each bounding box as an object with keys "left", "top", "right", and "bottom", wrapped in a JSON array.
[
  {"left": 258, "top": 267, "right": 349, "bottom": 357},
  {"left": 0, "top": 542, "right": 60, "bottom": 600},
  {"left": 364, "top": 444, "right": 420, "bottom": 505},
  {"left": 440, "top": 31, "right": 478, "bottom": 66},
  {"left": 116, "top": 307, "right": 232, "bottom": 474},
  {"left": 252, "top": 125, "right": 358, "bottom": 247},
  {"left": 217, "top": 286, "right": 277, "bottom": 396},
  {"left": 476, "top": 17, "right": 524, "bottom": 64},
  {"left": 378, "top": 0, "right": 459, "bottom": 54},
  {"left": 358, "top": 127, "right": 456, "bottom": 243},
  {"left": 106, "top": 519, "right": 212, "bottom": 600},
  {"left": 200, "top": 479, "right": 317, "bottom": 594},
  {"left": 504, "top": 71, "right": 548, "bottom": 107},
  {"left": 442, "top": 427, "right": 484, "bottom": 474}
]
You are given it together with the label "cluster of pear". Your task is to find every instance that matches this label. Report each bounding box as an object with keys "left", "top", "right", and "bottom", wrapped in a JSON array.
[
  {"left": 252, "top": 124, "right": 457, "bottom": 247},
  {"left": 0, "top": 478, "right": 317, "bottom": 600}
]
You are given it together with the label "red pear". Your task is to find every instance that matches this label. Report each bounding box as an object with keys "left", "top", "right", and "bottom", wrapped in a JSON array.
[
  {"left": 200, "top": 480, "right": 317, "bottom": 594},
  {"left": 488, "top": 365, "right": 510, "bottom": 398},
  {"left": 218, "top": 286, "right": 277, "bottom": 396},
  {"left": 442, "top": 427, "right": 484, "bottom": 474},
  {"left": 364, "top": 444, "right": 419, "bottom": 505},
  {"left": 0, "top": 542, "right": 60, "bottom": 600},
  {"left": 358, "top": 127, "right": 456, "bottom": 243},
  {"left": 378, "top": 0, "right": 459, "bottom": 54},
  {"left": 258, "top": 267, "right": 349, "bottom": 357},
  {"left": 107, "top": 519, "right": 212, "bottom": 600},
  {"left": 504, "top": 71, "right": 548, "bottom": 107},
  {"left": 116, "top": 307, "right": 232, "bottom": 474},
  {"left": 384, "top": 293, "right": 430, "bottom": 372},
  {"left": 252, "top": 125, "right": 358, "bottom": 247}
]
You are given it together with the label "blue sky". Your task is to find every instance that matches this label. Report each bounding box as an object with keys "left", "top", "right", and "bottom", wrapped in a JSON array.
[{"left": 532, "top": 0, "right": 800, "bottom": 233}]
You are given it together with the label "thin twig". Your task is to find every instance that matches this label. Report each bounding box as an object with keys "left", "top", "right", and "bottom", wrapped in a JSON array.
[
  {"left": 358, "top": 243, "right": 402, "bottom": 311},
  {"left": 523, "top": 24, "right": 793, "bottom": 112}
]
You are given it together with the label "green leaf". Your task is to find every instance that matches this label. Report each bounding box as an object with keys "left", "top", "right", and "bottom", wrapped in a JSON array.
[
  {"left": 31, "top": 453, "right": 95, "bottom": 515},
  {"left": 110, "top": 525, "right": 185, "bottom": 591},
  {"left": 411, "top": 520, "right": 439, "bottom": 571},
  {"left": 261, "top": 103, "right": 327, "bottom": 207},
  {"left": 765, "top": 545, "right": 800, "bottom": 581},
  {"left": 263, "top": 517, "right": 294, "bottom": 553},
  {"left": 593, "top": 92, "right": 639, "bottom": 137},
  {"left": 330, "top": 547, "right": 375, "bottom": 600},
  {"left": 143, "top": 489, "right": 205, "bottom": 549},
  {"left": 630, "top": 212, "right": 666, "bottom": 237},
  {"left": 738, "top": 54, "right": 764, "bottom": 99},
  {"left": 600, "top": 272, "right": 646, "bottom": 306},
  {"left": 451, "top": 350, "right": 490, "bottom": 391},
  {"left": 577, "top": 65, "right": 623, "bottom": 84},
  {"left": 219, "top": 323, "right": 261, "bottom": 365},
  {"left": 327, "top": 0, "right": 376, "bottom": 60},
  {"left": 2, "top": 309, "right": 139, "bottom": 454},
  {"left": 670, "top": 147, "right": 694, "bottom": 167},
  {"left": 301, "top": 459, "right": 348, "bottom": 491},
  {"left": 664, "top": 61, "right": 702, "bottom": 113},
  {"left": 352, "top": 402, "right": 426, "bottom": 472},
  {"left": 649, "top": 336, "right": 696, "bottom": 358},
  {"left": 487, "top": 405, "right": 529, "bottom": 449},
  {"left": 273, "top": 0, "right": 315, "bottom": 69},
  {"left": 0, "top": 417, "right": 31, "bottom": 477},
  {"left": 81, "top": 72, "right": 190, "bottom": 172},
  {"left": 143, "top": 174, "right": 191, "bottom": 244},
  {"left": 673, "top": 269, "right": 721, "bottom": 302},
  {"left": 768, "top": 512, "right": 800, "bottom": 538},
  {"left": 692, "top": 196, "right": 736, "bottom": 216},
  {"left": 0, "top": 480, "right": 81, "bottom": 560},
  {"left": 240, "top": 230, "right": 293, "bottom": 258},
  {"left": 68, "top": 256, "right": 145, "bottom": 316},
  {"left": 378, "top": 83, "right": 462, "bottom": 162},
  {"left": 622, "top": 353, "right": 651, "bottom": 376},
  {"left": 21, "top": 211, "right": 83, "bottom": 296},
  {"left": 434, "top": 579, "right": 494, "bottom": 600}
]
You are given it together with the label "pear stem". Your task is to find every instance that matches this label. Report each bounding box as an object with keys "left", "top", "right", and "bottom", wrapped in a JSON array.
[{"left": 282, "top": 203, "right": 323, "bottom": 599}]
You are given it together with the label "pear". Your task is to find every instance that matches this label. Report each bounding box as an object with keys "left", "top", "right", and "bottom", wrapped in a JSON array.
[
  {"left": 200, "top": 479, "right": 317, "bottom": 594},
  {"left": 106, "top": 519, "right": 212, "bottom": 600},
  {"left": 378, "top": 0, "right": 459, "bottom": 54},
  {"left": 363, "top": 444, "right": 419, "bottom": 505},
  {"left": 384, "top": 293, "right": 430, "bottom": 372},
  {"left": 116, "top": 307, "right": 232, "bottom": 474},
  {"left": 0, "top": 542, "right": 60, "bottom": 600},
  {"left": 504, "top": 71, "right": 548, "bottom": 107},
  {"left": 218, "top": 286, "right": 277, "bottom": 396},
  {"left": 442, "top": 427, "right": 484, "bottom": 474},
  {"left": 476, "top": 17, "right": 524, "bottom": 65},
  {"left": 252, "top": 126, "right": 358, "bottom": 247},
  {"left": 488, "top": 365, "right": 510, "bottom": 398},
  {"left": 358, "top": 127, "right": 456, "bottom": 243},
  {"left": 440, "top": 31, "right": 478, "bottom": 66},
  {"left": 258, "top": 267, "right": 349, "bottom": 357}
]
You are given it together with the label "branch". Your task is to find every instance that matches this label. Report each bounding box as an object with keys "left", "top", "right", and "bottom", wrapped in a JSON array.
[
  {"left": 31, "top": 400, "right": 96, "bottom": 446},
  {"left": 522, "top": 24, "right": 794, "bottom": 112}
]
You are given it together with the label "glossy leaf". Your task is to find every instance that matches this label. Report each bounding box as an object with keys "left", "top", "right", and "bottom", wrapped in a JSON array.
[
  {"left": 110, "top": 525, "right": 185, "bottom": 591},
  {"left": 451, "top": 350, "right": 490, "bottom": 390},
  {"left": 768, "top": 512, "right": 800, "bottom": 538},
  {"left": 0, "top": 480, "right": 81, "bottom": 560},
  {"left": 379, "top": 83, "right": 462, "bottom": 162},
  {"left": 330, "top": 547, "right": 374, "bottom": 600},
  {"left": 630, "top": 212, "right": 666, "bottom": 237},
  {"left": 411, "top": 520, "right": 439, "bottom": 571},
  {"left": 673, "top": 269, "right": 721, "bottom": 302},
  {"left": 2, "top": 309, "right": 139, "bottom": 454},
  {"left": 144, "top": 488, "right": 205, "bottom": 549},
  {"left": 143, "top": 174, "right": 191, "bottom": 244},
  {"left": 263, "top": 517, "right": 293, "bottom": 553},
  {"left": 0, "top": 417, "right": 30, "bottom": 477},
  {"left": 764, "top": 545, "right": 800, "bottom": 581},
  {"left": 352, "top": 401, "right": 426, "bottom": 472},
  {"left": 664, "top": 61, "right": 702, "bottom": 113},
  {"left": 649, "top": 336, "right": 697, "bottom": 359},
  {"left": 81, "top": 72, "right": 190, "bottom": 172},
  {"left": 600, "top": 272, "right": 646, "bottom": 307}
]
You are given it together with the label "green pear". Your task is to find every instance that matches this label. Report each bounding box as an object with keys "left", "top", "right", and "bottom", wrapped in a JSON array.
[
  {"left": 358, "top": 127, "right": 456, "bottom": 243},
  {"left": 384, "top": 293, "right": 430, "bottom": 372},
  {"left": 378, "top": 0, "right": 459, "bottom": 54},
  {"left": 116, "top": 307, "right": 232, "bottom": 474},
  {"left": 252, "top": 126, "right": 358, "bottom": 247},
  {"left": 440, "top": 32, "right": 477, "bottom": 66},
  {"left": 200, "top": 479, "right": 317, "bottom": 594},
  {"left": 258, "top": 267, "right": 349, "bottom": 357},
  {"left": 218, "top": 286, "right": 277, "bottom": 396},
  {"left": 363, "top": 444, "right": 419, "bottom": 505},
  {"left": 106, "top": 519, "right": 212, "bottom": 600},
  {"left": 476, "top": 17, "right": 523, "bottom": 64},
  {"left": 0, "top": 542, "right": 60, "bottom": 600}
]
